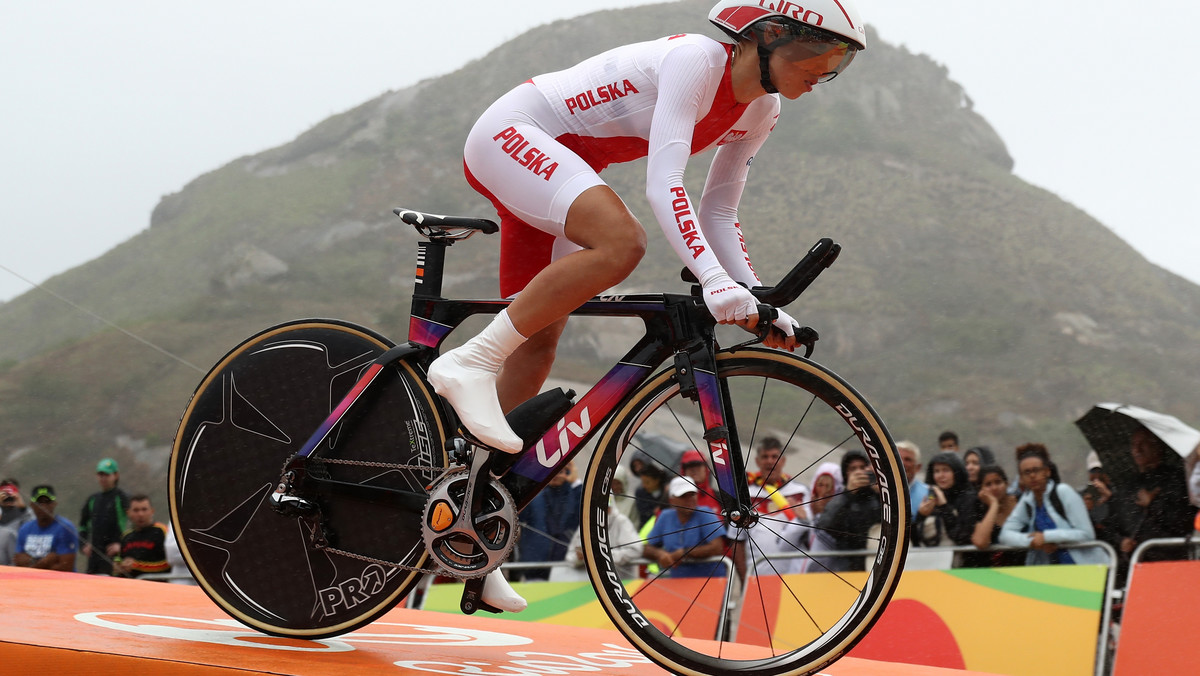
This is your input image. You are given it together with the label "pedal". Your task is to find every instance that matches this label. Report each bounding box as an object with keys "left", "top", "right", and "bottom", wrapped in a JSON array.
[{"left": 459, "top": 576, "right": 502, "bottom": 615}]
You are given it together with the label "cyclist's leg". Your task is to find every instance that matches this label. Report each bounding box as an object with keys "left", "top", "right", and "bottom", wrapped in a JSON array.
[
  {"left": 506, "top": 185, "right": 645, "bottom": 334},
  {"left": 497, "top": 317, "right": 567, "bottom": 412},
  {"left": 432, "top": 185, "right": 644, "bottom": 452},
  {"left": 494, "top": 220, "right": 568, "bottom": 412},
  {"left": 431, "top": 84, "right": 643, "bottom": 452}
]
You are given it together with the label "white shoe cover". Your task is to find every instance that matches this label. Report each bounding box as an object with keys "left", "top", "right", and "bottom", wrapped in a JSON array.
[
  {"left": 482, "top": 569, "right": 527, "bottom": 613},
  {"left": 427, "top": 311, "right": 526, "bottom": 454},
  {"left": 428, "top": 350, "right": 524, "bottom": 453}
]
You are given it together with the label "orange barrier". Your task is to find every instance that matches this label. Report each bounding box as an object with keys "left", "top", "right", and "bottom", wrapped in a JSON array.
[
  {"left": 1113, "top": 560, "right": 1200, "bottom": 675},
  {"left": 0, "top": 566, "right": 1002, "bottom": 675}
]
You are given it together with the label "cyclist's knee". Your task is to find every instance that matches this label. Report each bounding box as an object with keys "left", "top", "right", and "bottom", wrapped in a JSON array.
[
  {"left": 592, "top": 218, "right": 645, "bottom": 279},
  {"left": 609, "top": 235, "right": 646, "bottom": 277}
]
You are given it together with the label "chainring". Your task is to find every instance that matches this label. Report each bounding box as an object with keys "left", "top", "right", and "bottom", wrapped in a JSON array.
[{"left": 421, "top": 468, "right": 518, "bottom": 579}]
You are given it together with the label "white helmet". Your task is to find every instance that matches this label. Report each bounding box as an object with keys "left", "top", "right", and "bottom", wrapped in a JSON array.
[
  {"left": 709, "top": 1, "right": 866, "bottom": 93},
  {"left": 709, "top": 0, "right": 867, "bottom": 51}
]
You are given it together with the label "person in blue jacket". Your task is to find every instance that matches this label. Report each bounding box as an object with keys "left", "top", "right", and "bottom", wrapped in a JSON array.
[{"left": 1000, "top": 444, "right": 1106, "bottom": 565}]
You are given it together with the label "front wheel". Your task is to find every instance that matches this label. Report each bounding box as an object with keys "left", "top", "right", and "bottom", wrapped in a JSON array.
[{"left": 580, "top": 348, "right": 908, "bottom": 676}]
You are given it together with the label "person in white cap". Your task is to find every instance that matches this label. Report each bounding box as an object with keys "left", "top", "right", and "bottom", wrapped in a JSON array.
[{"left": 642, "top": 476, "right": 727, "bottom": 578}]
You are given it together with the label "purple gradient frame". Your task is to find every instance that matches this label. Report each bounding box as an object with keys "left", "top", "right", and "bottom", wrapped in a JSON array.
[
  {"left": 295, "top": 363, "right": 385, "bottom": 458},
  {"left": 409, "top": 317, "right": 452, "bottom": 348},
  {"left": 507, "top": 362, "right": 651, "bottom": 485}
]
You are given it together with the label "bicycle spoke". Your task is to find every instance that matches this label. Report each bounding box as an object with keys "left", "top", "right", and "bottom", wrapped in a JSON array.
[
  {"left": 790, "top": 431, "right": 857, "bottom": 483},
  {"left": 665, "top": 399, "right": 704, "bottom": 456},
  {"left": 746, "top": 375, "right": 768, "bottom": 458}
]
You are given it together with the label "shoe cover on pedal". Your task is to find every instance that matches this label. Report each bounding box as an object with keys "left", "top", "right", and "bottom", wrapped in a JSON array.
[
  {"left": 428, "top": 310, "right": 525, "bottom": 454},
  {"left": 482, "top": 569, "right": 527, "bottom": 613}
]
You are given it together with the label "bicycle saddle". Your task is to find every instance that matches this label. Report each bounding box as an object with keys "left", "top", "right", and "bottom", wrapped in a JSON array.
[{"left": 394, "top": 208, "right": 499, "bottom": 239}]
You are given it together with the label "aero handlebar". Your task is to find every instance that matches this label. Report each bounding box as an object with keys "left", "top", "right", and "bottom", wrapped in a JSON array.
[
  {"left": 750, "top": 238, "right": 841, "bottom": 307},
  {"left": 681, "top": 238, "right": 841, "bottom": 308}
]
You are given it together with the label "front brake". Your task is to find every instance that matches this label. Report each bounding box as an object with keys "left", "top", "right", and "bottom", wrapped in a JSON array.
[
  {"left": 730, "top": 322, "right": 819, "bottom": 358},
  {"left": 795, "top": 325, "right": 819, "bottom": 358}
]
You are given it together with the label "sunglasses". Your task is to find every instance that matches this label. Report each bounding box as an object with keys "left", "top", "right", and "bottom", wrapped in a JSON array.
[{"left": 760, "top": 21, "right": 859, "bottom": 83}]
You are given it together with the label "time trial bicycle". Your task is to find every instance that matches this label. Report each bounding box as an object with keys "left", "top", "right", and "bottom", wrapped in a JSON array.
[{"left": 168, "top": 207, "right": 909, "bottom": 676}]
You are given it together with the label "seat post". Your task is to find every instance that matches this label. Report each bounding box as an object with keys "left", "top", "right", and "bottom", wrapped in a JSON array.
[{"left": 414, "top": 240, "right": 448, "bottom": 298}]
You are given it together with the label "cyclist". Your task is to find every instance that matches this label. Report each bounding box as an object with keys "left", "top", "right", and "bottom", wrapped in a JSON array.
[{"left": 427, "top": 0, "right": 867, "bottom": 611}]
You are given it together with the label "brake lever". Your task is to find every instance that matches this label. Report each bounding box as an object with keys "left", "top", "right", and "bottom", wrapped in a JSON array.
[
  {"left": 729, "top": 304, "right": 779, "bottom": 351},
  {"left": 796, "top": 326, "right": 819, "bottom": 359},
  {"left": 731, "top": 319, "right": 820, "bottom": 359}
]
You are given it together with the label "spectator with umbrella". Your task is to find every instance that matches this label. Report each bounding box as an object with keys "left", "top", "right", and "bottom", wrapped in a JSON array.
[{"left": 1075, "top": 403, "right": 1200, "bottom": 574}]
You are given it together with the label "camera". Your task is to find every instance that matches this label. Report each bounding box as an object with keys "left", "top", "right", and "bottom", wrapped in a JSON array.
[{"left": 864, "top": 471, "right": 878, "bottom": 486}]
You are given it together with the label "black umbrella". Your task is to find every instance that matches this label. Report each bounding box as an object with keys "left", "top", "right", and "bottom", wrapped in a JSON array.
[{"left": 1074, "top": 403, "right": 1200, "bottom": 488}]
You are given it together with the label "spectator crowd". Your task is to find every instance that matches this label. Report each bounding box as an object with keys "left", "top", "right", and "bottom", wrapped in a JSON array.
[
  {"left": 0, "top": 457, "right": 191, "bottom": 583},
  {"left": 4, "top": 422, "right": 1198, "bottom": 593},
  {"left": 509, "top": 425, "right": 1200, "bottom": 587}
]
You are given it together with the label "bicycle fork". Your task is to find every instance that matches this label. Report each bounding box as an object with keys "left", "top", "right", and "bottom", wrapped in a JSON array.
[{"left": 673, "top": 338, "right": 756, "bottom": 524}]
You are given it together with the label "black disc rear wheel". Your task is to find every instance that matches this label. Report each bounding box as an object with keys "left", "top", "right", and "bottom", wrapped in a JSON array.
[{"left": 168, "top": 319, "right": 448, "bottom": 638}]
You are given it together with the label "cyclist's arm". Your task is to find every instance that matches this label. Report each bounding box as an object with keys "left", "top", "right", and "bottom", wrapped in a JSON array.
[
  {"left": 644, "top": 43, "right": 727, "bottom": 284},
  {"left": 696, "top": 98, "right": 779, "bottom": 287}
]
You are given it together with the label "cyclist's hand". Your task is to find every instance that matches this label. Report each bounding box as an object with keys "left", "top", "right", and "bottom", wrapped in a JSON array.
[
  {"left": 700, "top": 272, "right": 758, "bottom": 329},
  {"left": 763, "top": 309, "right": 799, "bottom": 351}
]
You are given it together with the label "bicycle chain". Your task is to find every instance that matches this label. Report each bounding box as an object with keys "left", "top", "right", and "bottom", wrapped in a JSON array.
[
  {"left": 315, "top": 457, "right": 463, "bottom": 473},
  {"left": 282, "top": 456, "right": 467, "bottom": 575},
  {"left": 314, "top": 541, "right": 433, "bottom": 574}
]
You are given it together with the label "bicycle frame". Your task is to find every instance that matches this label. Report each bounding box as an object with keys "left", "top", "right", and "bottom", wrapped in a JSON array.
[
  {"left": 415, "top": 286, "right": 754, "bottom": 513},
  {"left": 287, "top": 234, "right": 758, "bottom": 519},
  {"left": 180, "top": 209, "right": 910, "bottom": 668},
  {"left": 283, "top": 207, "right": 840, "bottom": 529}
]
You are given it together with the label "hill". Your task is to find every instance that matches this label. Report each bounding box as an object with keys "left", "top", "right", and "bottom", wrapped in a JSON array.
[{"left": 2, "top": 0, "right": 1198, "bottom": 515}]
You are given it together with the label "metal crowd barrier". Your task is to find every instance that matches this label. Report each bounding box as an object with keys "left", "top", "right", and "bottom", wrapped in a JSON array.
[{"left": 1125, "top": 534, "right": 1199, "bottom": 588}]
